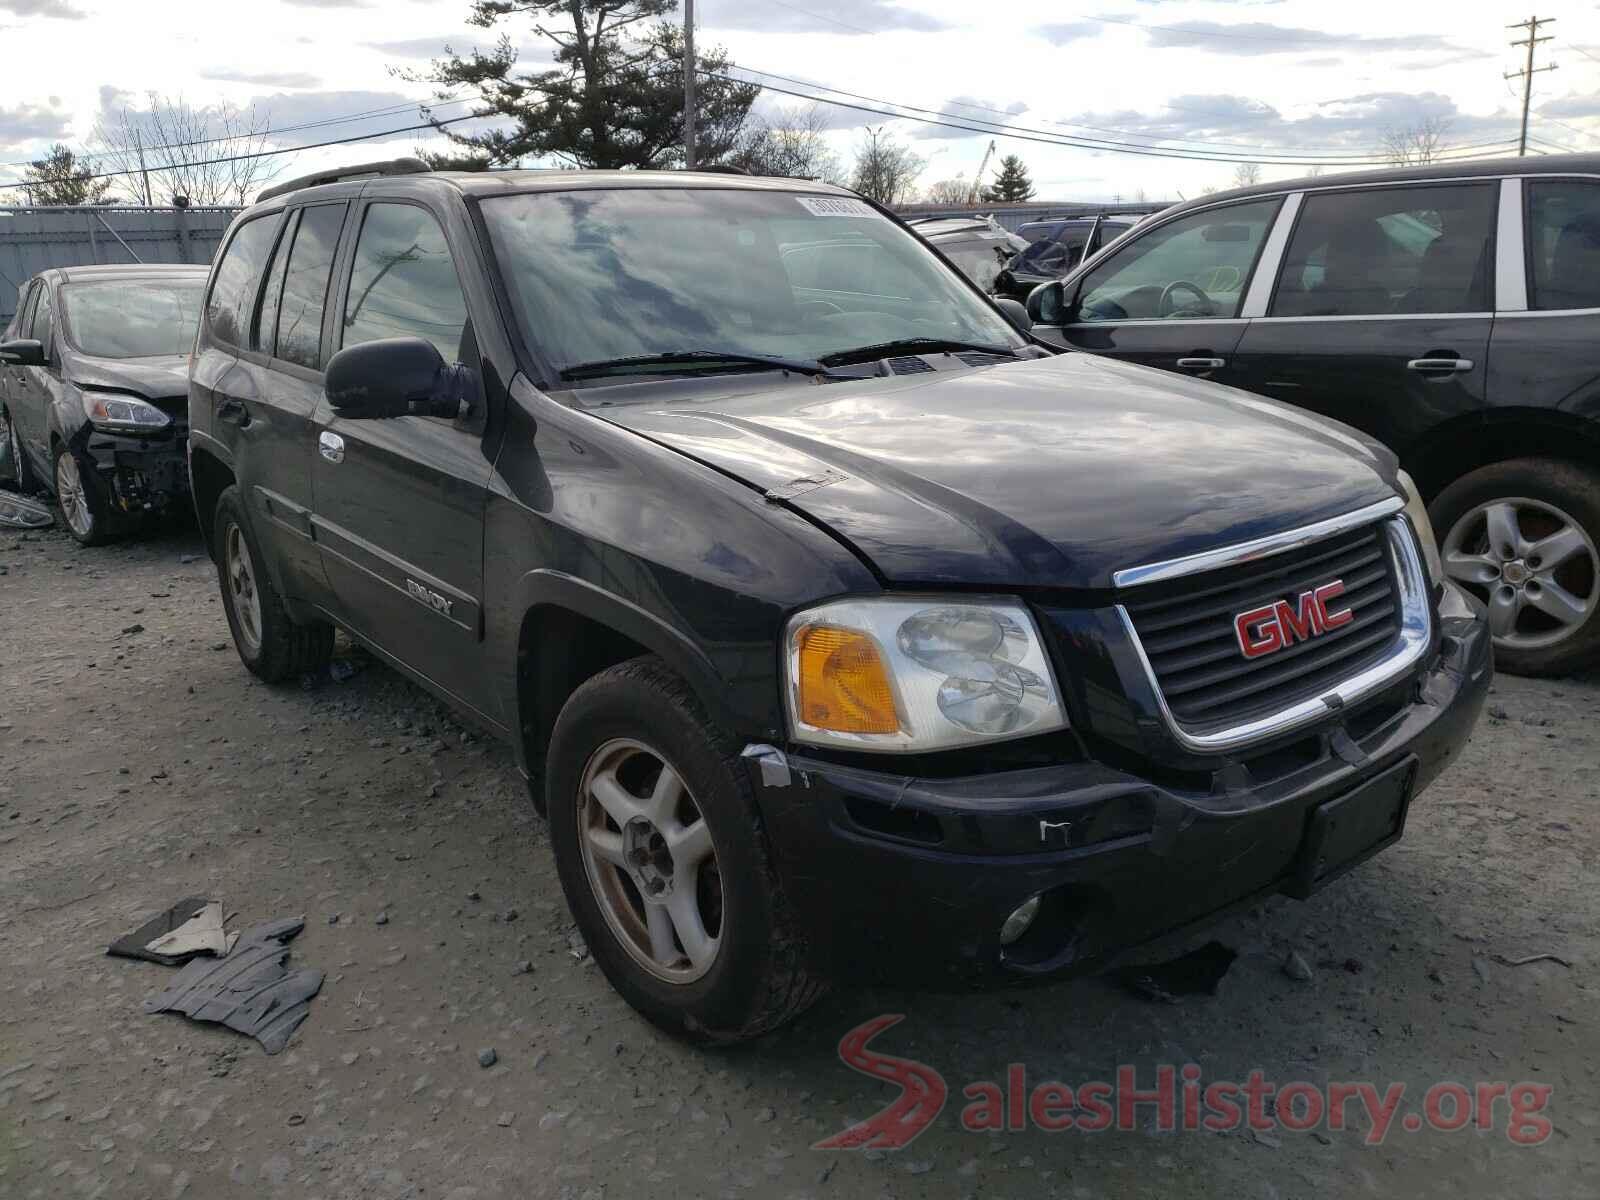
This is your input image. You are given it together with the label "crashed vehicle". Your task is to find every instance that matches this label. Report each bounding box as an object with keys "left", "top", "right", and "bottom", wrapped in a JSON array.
[
  {"left": 908, "top": 214, "right": 1030, "bottom": 294},
  {"left": 1, "top": 264, "right": 206, "bottom": 545},
  {"left": 190, "top": 161, "right": 1491, "bottom": 1043}
]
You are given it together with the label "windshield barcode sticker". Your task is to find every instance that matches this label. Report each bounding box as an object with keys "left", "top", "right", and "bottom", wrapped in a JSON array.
[{"left": 796, "top": 196, "right": 877, "bottom": 218}]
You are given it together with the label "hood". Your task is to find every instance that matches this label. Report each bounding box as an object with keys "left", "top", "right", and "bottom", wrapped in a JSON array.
[
  {"left": 598, "top": 354, "right": 1400, "bottom": 591},
  {"left": 64, "top": 351, "right": 191, "bottom": 399}
]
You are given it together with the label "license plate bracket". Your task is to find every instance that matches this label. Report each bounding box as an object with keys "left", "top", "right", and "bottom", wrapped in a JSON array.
[{"left": 1284, "top": 757, "right": 1418, "bottom": 899}]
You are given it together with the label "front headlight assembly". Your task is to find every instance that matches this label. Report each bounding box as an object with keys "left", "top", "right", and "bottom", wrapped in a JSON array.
[
  {"left": 86, "top": 392, "right": 171, "bottom": 433},
  {"left": 1397, "top": 469, "right": 1443, "bottom": 586},
  {"left": 784, "top": 596, "right": 1067, "bottom": 752}
]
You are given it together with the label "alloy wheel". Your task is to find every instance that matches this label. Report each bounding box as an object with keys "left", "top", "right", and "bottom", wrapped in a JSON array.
[
  {"left": 225, "top": 524, "right": 263, "bottom": 654},
  {"left": 1442, "top": 496, "right": 1599, "bottom": 650},
  {"left": 54, "top": 450, "right": 93, "bottom": 539},
  {"left": 577, "top": 738, "right": 723, "bottom": 984}
]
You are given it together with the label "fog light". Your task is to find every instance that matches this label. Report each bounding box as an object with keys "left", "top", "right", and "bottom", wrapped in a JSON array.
[{"left": 999, "top": 894, "right": 1042, "bottom": 946}]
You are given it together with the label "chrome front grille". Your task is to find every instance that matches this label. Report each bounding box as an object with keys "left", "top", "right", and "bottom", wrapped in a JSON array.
[{"left": 1115, "top": 511, "right": 1432, "bottom": 751}]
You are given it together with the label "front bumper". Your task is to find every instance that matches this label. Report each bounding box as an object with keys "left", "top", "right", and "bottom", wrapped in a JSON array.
[
  {"left": 75, "top": 426, "right": 190, "bottom": 516},
  {"left": 747, "top": 608, "right": 1490, "bottom": 987}
]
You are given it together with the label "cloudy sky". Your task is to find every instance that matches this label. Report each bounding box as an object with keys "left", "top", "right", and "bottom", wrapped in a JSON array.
[{"left": 1, "top": 0, "right": 1598, "bottom": 205}]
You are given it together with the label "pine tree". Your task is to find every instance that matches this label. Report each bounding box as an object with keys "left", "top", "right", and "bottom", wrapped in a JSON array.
[
  {"left": 984, "top": 154, "right": 1035, "bottom": 203},
  {"left": 404, "top": 1, "right": 758, "bottom": 169},
  {"left": 20, "top": 144, "right": 112, "bottom": 206}
]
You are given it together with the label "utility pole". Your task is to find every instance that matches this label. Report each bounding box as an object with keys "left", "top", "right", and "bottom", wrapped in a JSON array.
[
  {"left": 134, "top": 128, "right": 153, "bottom": 206},
  {"left": 683, "top": 0, "right": 697, "bottom": 170},
  {"left": 1507, "top": 15, "right": 1556, "bottom": 157}
]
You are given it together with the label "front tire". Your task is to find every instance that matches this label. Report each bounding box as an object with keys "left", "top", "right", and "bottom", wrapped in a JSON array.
[
  {"left": 1431, "top": 457, "right": 1600, "bottom": 676},
  {"left": 546, "top": 657, "right": 824, "bottom": 1043},
  {"left": 53, "top": 442, "right": 108, "bottom": 546},
  {"left": 212, "top": 486, "right": 333, "bottom": 682}
]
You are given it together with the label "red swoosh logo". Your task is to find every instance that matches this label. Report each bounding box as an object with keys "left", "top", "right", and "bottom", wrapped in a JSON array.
[{"left": 814, "top": 1014, "right": 947, "bottom": 1149}]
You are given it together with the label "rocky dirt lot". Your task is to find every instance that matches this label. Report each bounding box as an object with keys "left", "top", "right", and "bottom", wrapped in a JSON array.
[{"left": 1, "top": 517, "right": 1596, "bottom": 1200}]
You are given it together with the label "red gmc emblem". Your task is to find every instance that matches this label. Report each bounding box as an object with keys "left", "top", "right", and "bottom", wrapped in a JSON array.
[{"left": 1234, "top": 580, "right": 1355, "bottom": 659}]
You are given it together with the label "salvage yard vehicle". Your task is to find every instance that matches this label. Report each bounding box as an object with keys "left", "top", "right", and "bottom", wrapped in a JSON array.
[
  {"left": 1027, "top": 153, "right": 1600, "bottom": 676},
  {"left": 1, "top": 264, "right": 207, "bottom": 545},
  {"left": 190, "top": 160, "right": 1490, "bottom": 1043},
  {"left": 908, "top": 214, "right": 1030, "bottom": 294},
  {"left": 992, "top": 212, "right": 1146, "bottom": 303}
]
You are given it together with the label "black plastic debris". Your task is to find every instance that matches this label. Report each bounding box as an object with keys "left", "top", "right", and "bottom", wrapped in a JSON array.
[
  {"left": 108, "top": 897, "right": 215, "bottom": 966},
  {"left": 143, "top": 917, "right": 323, "bottom": 1054},
  {"left": 1115, "top": 940, "right": 1238, "bottom": 1003}
]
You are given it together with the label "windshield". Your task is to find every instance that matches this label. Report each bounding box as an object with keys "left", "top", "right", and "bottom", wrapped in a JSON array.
[
  {"left": 61, "top": 280, "right": 204, "bottom": 359},
  {"left": 478, "top": 188, "right": 1023, "bottom": 375}
]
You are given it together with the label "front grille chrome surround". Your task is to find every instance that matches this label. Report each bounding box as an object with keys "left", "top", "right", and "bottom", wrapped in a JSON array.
[{"left": 1116, "top": 515, "right": 1433, "bottom": 754}]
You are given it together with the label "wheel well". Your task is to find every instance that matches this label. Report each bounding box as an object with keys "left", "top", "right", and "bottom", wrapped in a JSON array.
[
  {"left": 1405, "top": 411, "right": 1600, "bottom": 500},
  {"left": 517, "top": 605, "right": 651, "bottom": 808},
  {"left": 189, "top": 450, "right": 235, "bottom": 555}
]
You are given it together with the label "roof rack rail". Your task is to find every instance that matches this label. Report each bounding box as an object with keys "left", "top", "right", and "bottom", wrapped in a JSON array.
[
  {"left": 257, "top": 157, "right": 432, "bottom": 204},
  {"left": 693, "top": 164, "right": 751, "bottom": 176}
]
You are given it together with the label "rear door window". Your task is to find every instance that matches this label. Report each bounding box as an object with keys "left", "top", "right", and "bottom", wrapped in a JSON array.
[
  {"left": 276, "top": 203, "right": 347, "bottom": 369},
  {"left": 342, "top": 202, "right": 468, "bottom": 362},
  {"left": 1526, "top": 179, "right": 1600, "bottom": 310},
  {"left": 1271, "top": 183, "right": 1495, "bottom": 317},
  {"left": 207, "top": 213, "right": 283, "bottom": 348},
  {"left": 1074, "top": 199, "right": 1280, "bottom": 321},
  {"left": 8, "top": 281, "right": 36, "bottom": 339},
  {"left": 253, "top": 211, "right": 297, "bottom": 355},
  {"left": 30, "top": 285, "right": 54, "bottom": 354}
]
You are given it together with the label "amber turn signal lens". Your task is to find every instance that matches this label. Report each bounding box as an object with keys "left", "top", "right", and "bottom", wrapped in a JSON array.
[{"left": 795, "top": 625, "right": 900, "bottom": 735}]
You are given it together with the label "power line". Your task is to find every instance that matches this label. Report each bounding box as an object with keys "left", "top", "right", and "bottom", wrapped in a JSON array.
[
  {"left": 714, "top": 63, "right": 1520, "bottom": 167},
  {"left": 0, "top": 94, "right": 483, "bottom": 172},
  {"left": 740, "top": 64, "right": 1518, "bottom": 162},
  {"left": 762, "top": 0, "right": 882, "bottom": 37},
  {"left": 1, "top": 111, "right": 485, "bottom": 189}
]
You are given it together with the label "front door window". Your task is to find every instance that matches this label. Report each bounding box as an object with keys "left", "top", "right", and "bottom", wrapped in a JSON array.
[{"left": 1073, "top": 199, "right": 1280, "bottom": 322}]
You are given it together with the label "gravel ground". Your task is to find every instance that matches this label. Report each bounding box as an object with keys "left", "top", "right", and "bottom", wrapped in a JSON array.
[{"left": 1, "top": 518, "right": 1596, "bottom": 1200}]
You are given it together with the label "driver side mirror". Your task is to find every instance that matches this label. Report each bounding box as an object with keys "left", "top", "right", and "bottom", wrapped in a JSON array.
[
  {"left": 325, "top": 337, "right": 467, "bottom": 420},
  {"left": 1026, "top": 281, "right": 1073, "bottom": 327},
  {"left": 0, "top": 338, "right": 45, "bottom": 367}
]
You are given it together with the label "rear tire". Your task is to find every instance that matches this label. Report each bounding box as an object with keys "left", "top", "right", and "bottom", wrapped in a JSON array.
[
  {"left": 1430, "top": 457, "right": 1600, "bottom": 677},
  {"left": 546, "top": 657, "right": 824, "bottom": 1043},
  {"left": 212, "top": 486, "right": 333, "bottom": 682}
]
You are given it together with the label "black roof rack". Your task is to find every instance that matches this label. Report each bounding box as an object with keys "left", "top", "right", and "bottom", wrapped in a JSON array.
[
  {"left": 692, "top": 164, "right": 752, "bottom": 176},
  {"left": 257, "top": 157, "right": 432, "bottom": 204}
]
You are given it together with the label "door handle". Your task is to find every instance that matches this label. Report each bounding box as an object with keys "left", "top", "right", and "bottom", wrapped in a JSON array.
[
  {"left": 1176, "top": 357, "right": 1226, "bottom": 370},
  {"left": 1406, "top": 357, "right": 1473, "bottom": 374},
  {"left": 216, "top": 398, "right": 250, "bottom": 425},
  {"left": 319, "top": 431, "right": 345, "bottom": 464}
]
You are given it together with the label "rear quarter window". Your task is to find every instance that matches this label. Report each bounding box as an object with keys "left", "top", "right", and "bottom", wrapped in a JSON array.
[{"left": 206, "top": 214, "right": 283, "bottom": 348}]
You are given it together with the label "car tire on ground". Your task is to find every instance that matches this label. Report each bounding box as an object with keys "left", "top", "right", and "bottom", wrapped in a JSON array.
[
  {"left": 4, "top": 408, "right": 37, "bottom": 492},
  {"left": 212, "top": 485, "right": 334, "bottom": 682},
  {"left": 546, "top": 656, "right": 825, "bottom": 1043},
  {"left": 1430, "top": 456, "right": 1600, "bottom": 677},
  {"left": 53, "top": 441, "right": 109, "bottom": 547}
]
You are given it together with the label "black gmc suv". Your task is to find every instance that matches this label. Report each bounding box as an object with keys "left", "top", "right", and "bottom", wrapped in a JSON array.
[{"left": 189, "top": 161, "right": 1490, "bottom": 1042}]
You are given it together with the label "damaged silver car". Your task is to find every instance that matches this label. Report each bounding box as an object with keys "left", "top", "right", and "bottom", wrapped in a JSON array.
[{"left": 1, "top": 264, "right": 206, "bottom": 545}]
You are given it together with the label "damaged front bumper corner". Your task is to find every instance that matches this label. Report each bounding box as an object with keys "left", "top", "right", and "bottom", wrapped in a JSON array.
[{"left": 75, "top": 425, "right": 191, "bottom": 517}]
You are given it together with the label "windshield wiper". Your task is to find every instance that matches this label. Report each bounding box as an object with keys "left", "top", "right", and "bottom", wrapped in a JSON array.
[
  {"left": 818, "top": 337, "right": 1019, "bottom": 367},
  {"left": 559, "top": 350, "right": 834, "bottom": 382}
]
